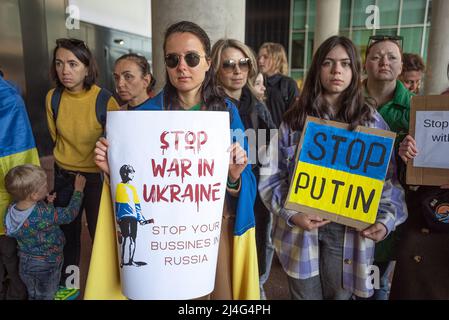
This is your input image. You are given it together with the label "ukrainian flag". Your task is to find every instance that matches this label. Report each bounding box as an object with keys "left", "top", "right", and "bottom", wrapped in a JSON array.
[{"left": 0, "top": 77, "right": 40, "bottom": 235}]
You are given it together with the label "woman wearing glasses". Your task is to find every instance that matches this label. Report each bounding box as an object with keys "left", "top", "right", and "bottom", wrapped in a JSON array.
[
  {"left": 210, "top": 38, "right": 275, "bottom": 299},
  {"left": 259, "top": 36, "right": 406, "bottom": 300},
  {"left": 94, "top": 21, "right": 259, "bottom": 300},
  {"left": 113, "top": 53, "right": 156, "bottom": 110},
  {"left": 363, "top": 35, "right": 413, "bottom": 300},
  {"left": 46, "top": 38, "right": 120, "bottom": 297}
]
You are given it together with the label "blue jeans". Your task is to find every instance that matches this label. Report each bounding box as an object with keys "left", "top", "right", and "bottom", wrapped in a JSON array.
[
  {"left": 287, "top": 222, "right": 352, "bottom": 300},
  {"left": 19, "top": 254, "right": 62, "bottom": 300}
]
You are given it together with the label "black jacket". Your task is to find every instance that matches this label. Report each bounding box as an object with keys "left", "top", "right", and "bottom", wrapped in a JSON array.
[
  {"left": 230, "top": 86, "right": 276, "bottom": 174},
  {"left": 265, "top": 74, "right": 300, "bottom": 128}
]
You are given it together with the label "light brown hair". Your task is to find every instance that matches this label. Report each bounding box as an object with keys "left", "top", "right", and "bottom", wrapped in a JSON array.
[
  {"left": 259, "top": 42, "right": 289, "bottom": 76},
  {"left": 5, "top": 164, "right": 47, "bottom": 201}
]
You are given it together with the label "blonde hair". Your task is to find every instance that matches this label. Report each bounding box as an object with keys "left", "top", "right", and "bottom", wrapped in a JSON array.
[
  {"left": 259, "top": 42, "right": 289, "bottom": 76},
  {"left": 211, "top": 38, "right": 259, "bottom": 98},
  {"left": 5, "top": 164, "right": 47, "bottom": 201}
]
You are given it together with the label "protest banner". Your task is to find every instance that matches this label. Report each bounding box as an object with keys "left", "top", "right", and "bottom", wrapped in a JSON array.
[
  {"left": 285, "top": 116, "right": 395, "bottom": 230},
  {"left": 106, "top": 111, "right": 230, "bottom": 299},
  {"left": 407, "top": 95, "right": 449, "bottom": 185}
]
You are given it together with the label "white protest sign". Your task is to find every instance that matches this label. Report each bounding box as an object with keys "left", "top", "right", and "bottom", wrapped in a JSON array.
[
  {"left": 107, "top": 111, "right": 230, "bottom": 300},
  {"left": 414, "top": 111, "right": 449, "bottom": 169}
]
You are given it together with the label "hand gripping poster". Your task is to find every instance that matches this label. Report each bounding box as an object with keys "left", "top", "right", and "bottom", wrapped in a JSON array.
[{"left": 106, "top": 111, "right": 230, "bottom": 299}]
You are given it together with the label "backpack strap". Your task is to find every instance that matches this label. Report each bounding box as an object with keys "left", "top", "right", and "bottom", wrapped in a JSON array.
[
  {"left": 95, "top": 88, "right": 113, "bottom": 132},
  {"left": 50, "top": 86, "right": 64, "bottom": 122}
]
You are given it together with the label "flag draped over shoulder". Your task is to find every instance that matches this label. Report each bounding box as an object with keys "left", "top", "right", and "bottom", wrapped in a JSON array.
[
  {"left": 84, "top": 181, "right": 126, "bottom": 300},
  {"left": 0, "top": 77, "right": 40, "bottom": 235}
]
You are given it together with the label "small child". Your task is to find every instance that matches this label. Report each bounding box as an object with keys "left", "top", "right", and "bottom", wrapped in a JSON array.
[{"left": 3, "top": 164, "right": 85, "bottom": 300}]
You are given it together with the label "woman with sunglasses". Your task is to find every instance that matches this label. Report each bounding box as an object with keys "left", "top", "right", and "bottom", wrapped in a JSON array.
[
  {"left": 113, "top": 53, "right": 156, "bottom": 110},
  {"left": 46, "top": 38, "right": 120, "bottom": 297},
  {"left": 259, "top": 36, "right": 406, "bottom": 300},
  {"left": 93, "top": 21, "right": 259, "bottom": 300},
  {"left": 210, "top": 38, "right": 275, "bottom": 299},
  {"left": 363, "top": 35, "right": 413, "bottom": 300}
]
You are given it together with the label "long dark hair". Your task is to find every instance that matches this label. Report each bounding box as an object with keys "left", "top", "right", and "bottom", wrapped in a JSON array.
[
  {"left": 163, "top": 21, "right": 227, "bottom": 111},
  {"left": 50, "top": 38, "right": 98, "bottom": 90},
  {"left": 284, "top": 36, "right": 375, "bottom": 131},
  {"left": 115, "top": 53, "right": 156, "bottom": 94}
]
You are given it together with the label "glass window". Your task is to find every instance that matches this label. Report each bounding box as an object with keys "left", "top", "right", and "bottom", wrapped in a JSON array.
[
  {"left": 401, "top": 27, "right": 424, "bottom": 55},
  {"left": 306, "top": 31, "right": 314, "bottom": 69},
  {"left": 293, "top": 0, "right": 307, "bottom": 30},
  {"left": 340, "top": 0, "right": 351, "bottom": 29},
  {"left": 375, "top": 28, "right": 398, "bottom": 37},
  {"left": 339, "top": 30, "right": 350, "bottom": 39},
  {"left": 352, "top": 0, "right": 376, "bottom": 27},
  {"left": 378, "top": 0, "right": 400, "bottom": 26},
  {"left": 291, "top": 71, "right": 304, "bottom": 89},
  {"left": 401, "top": 0, "right": 427, "bottom": 25},
  {"left": 307, "top": 0, "right": 316, "bottom": 31},
  {"left": 291, "top": 32, "right": 306, "bottom": 69},
  {"left": 351, "top": 30, "right": 373, "bottom": 60},
  {"left": 422, "top": 26, "right": 429, "bottom": 61}
]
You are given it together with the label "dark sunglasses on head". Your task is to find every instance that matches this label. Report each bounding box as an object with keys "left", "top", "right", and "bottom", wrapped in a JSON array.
[
  {"left": 164, "top": 52, "right": 203, "bottom": 69},
  {"left": 222, "top": 58, "right": 250, "bottom": 73},
  {"left": 56, "top": 38, "right": 88, "bottom": 48},
  {"left": 367, "top": 35, "right": 403, "bottom": 51}
]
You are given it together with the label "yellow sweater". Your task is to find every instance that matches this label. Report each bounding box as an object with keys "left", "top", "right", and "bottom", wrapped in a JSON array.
[{"left": 46, "top": 85, "right": 120, "bottom": 172}]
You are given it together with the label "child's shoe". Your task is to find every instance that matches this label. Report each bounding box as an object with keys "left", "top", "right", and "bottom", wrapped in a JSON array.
[{"left": 54, "top": 286, "right": 80, "bottom": 300}]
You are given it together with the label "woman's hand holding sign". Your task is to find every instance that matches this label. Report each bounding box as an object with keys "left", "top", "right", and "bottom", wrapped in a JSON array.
[
  {"left": 95, "top": 137, "right": 110, "bottom": 175},
  {"left": 290, "top": 213, "right": 331, "bottom": 231},
  {"left": 398, "top": 135, "right": 418, "bottom": 163},
  {"left": 227, "top": 142, "right": 248, "bottom": 195},
  {"left": 361, "top": 222, "right": 387, "bottom": 242}
]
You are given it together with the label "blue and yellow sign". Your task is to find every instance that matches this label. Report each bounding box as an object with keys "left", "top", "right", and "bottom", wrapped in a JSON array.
[{"left": 286, "top": 117, "right": 395, "bottom": 229}]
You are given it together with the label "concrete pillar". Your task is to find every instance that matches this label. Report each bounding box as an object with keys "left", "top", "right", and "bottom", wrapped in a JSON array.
[
  {"left": 151, "top": 0, "right": 246, "bottom": 92},
  {"left": 424, "top": 0, "right": 449, "bottom": 95},
  {"left": 313, "top": 0, "right": 341, "bottom": 53}
]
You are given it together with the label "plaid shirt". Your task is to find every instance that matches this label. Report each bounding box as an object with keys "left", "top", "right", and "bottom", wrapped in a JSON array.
[{"left": 258, "top": 112, "right": 407, "bottom": 298}]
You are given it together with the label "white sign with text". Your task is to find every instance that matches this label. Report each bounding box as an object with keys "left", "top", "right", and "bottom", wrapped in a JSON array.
[
  {"left": 107, "top": 111, "right": 230, "bottom": 299},
  {"left": 414, "top": 111, "right": 449, "bottom": 169}
]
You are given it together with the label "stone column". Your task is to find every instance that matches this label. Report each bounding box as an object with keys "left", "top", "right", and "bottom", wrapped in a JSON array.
[
  {"left": 313, "top": 0, "right": 341, "bottom": 53},
  {"left": 424, "top": 0, "right": 449, "bottom": 95},
  {"left": 151, "top": 0, "right": 246, "bottom": 92}
]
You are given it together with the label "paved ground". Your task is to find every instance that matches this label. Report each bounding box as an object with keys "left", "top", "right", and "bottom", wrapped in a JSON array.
[{"left": 41, "top": 156, "right": 290, "bottom": 300}]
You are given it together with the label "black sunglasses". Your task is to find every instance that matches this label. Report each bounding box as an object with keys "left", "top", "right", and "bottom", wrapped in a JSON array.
[
  {"left": 222, "top": 58, "right": 250, "bottom": 73},
  {"left": 367, "top": 35, "right": 403, "bottom": 51},
  {"left": 56, "top": 38, "right": 88, "bottom": 48},
  {"left": 164, "top": 52, "right": 204, "bottom": 69}
]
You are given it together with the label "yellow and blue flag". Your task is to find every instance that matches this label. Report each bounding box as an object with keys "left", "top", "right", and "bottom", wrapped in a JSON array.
[{"left": 0, "top": 77, "right": 40, "bottom": 235}]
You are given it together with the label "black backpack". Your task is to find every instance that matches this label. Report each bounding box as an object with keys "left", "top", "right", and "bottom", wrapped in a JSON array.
[
  {"left": 420, "top": 187, "right": 449, "bottom": 233},
  {"left": 50, "top": 86, "right": 112, "bottom": 132}
]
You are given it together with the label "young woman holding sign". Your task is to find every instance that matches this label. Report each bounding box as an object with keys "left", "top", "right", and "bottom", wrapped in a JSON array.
[
  {"left": 92, "top": 21, "right": 258, "bottom": 300},
  {"left": 258, "top": 36, "right": 407, "bottom": 300},
  {"left": 388, "top": 69, "right": 449, "bottom": 300}
]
